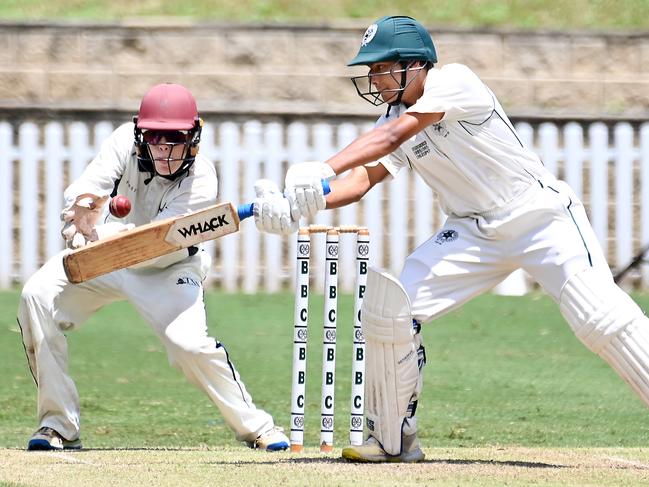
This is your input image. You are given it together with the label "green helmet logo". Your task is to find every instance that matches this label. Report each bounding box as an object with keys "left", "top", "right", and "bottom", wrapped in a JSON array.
[
  {"left": 361, "top": 24, "right": 378, "bottom": 46},
  {"left": 348, "top": 16, "right": 437, "bottom": 66}
]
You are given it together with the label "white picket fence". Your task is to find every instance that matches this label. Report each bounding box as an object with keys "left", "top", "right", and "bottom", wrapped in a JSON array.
[{"left": 1, "top": 119, "right": 649, "bottom": 293}]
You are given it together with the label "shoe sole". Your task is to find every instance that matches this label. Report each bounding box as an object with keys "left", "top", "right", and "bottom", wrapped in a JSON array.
[
  {"left": 342, "top": 447, "right": 425, "bottom": 463},
  {"left": 27, "top": 439, "right": 63, "bottom": 451},
  {"left": 265, "top": 442, "right": 289, "bottom": 452},
  {"left": 27, "top": 439, "right": 82, "bottom": 451}
]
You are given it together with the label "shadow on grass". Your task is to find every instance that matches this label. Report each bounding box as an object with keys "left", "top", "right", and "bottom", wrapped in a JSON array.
[
  {"left": 13, "top": 448, "right": 567, "bottom": 469},
  {"left": 287, "top": 456, "right": 566, "bottom": 469}
]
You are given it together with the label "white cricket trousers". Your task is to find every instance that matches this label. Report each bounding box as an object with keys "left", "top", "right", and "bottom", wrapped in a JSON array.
[
  {"left": 400, "top": 178, "right": 612, "bottom": 321},
  {"left": 400, "top": 177, "right": 649, "bottom": 412},
  {"left": 17, "top": 249, "right": 275, "bottom": 443}
]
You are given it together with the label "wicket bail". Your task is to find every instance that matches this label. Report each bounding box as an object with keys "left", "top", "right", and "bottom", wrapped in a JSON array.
[{"left": 290, "top": 225, "right": 370, "bottom": 453}]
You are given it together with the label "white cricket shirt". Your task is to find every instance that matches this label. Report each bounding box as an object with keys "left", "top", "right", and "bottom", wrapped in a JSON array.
[
  {"left": 377, "top": 63, "right": 552, "bottom": 217},
  {"left": 64, "top": 122, "right": 218, "bottom": 226}
]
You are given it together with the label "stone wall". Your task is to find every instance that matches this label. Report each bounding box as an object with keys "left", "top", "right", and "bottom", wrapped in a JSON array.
[{"left": 2, "top": 20, "right": 649, "bottom": 120}]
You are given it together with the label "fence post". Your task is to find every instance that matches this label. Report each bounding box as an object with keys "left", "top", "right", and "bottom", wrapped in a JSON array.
[
  {"left": 44, "top": 122, "right": 65, "bottom": 260},
  {"left": 615, "top": 123, "right": 635, "bottom": 273},
  {"left": 241, "top": 121, "right": 263, "bottom": 294},
  {"left": 588, "top": 122, "right": 609, "bottom": 258},
  {"left": 337, "top": 123, "right": 361, "bottom": 293},
  {"left": 219, "top": 122, "right": 241, "bottom": 292},
  {"left": 388, "top": 171, "right": 408, "bottom": 277},
  {"left": 515, "top": 122, "right": 534, "bottom": 149},
  {"left": 19, "top": 123, "right": 40, "bottom": 282},
  {"left": 538, "top": 123, "right": 560, "bottom": 177},
  {"left": 564, "top": 122, "right": 584, "bottom": 199},
  {"left": 640, "top": 123, "right": 649, "bottom": 288},
  {"left": 0, "top": 122, "right": 14, "bottom": 288},
  {"left": 198, "top": 122, "right": 217, "bottom": 286},
  {"left": 69, "top": 122, "right": 91, "bottom": 181},
  {"left": 263, "top": 122, "right": 285, "bottom": 293}
]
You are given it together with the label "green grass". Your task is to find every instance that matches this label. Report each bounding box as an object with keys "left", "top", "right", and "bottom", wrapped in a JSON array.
[
  {"left": 1, "top": 288, "right": 648, "bottom": 451},
  {"left": 1, "top": 0, "right": 649, "bottom": 31}
]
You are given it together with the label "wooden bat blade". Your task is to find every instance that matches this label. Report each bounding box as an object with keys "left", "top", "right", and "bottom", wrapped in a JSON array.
[{"left": 63, "top": 202, "right": 240, "bottom": 283}]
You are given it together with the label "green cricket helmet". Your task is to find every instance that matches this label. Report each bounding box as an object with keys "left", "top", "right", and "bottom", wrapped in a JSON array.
[
  {"left": 348, "top": 16, "right": 437, "bottom": 107},
  {"left": 348, "top": 16, "right": 437, "bottom": 67}
]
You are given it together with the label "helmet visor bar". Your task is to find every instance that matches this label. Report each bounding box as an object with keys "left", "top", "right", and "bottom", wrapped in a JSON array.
[
  {"left": 143, "top": 143, "right": 192, "bottom": 176},
  {"left": 351, "top": 74, "right": 399, "bottom": 106},
  {"left": 350, "top": 61, "right": 427, "bottom": 107}
]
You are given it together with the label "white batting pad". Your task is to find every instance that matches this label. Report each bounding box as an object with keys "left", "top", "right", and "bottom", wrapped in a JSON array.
[
  {"left": 362, "top": 267, "right": 419, "bottom": 455},
  {"left": 560, "top": 266, "right": 649, "bottom": 405},
  {"left": 602, "top": 322, "right": 649, "bottom": 405}
]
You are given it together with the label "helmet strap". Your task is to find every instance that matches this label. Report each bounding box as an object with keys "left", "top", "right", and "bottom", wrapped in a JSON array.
[
  {"left": 386, "top": 61, "right": 430, "bottom": 114},
  {"left": 390, "top": 61, "right": 408, "bottom": 107},
  {"left": 133, "top": 118, "right": 155, "bottom": 184}
]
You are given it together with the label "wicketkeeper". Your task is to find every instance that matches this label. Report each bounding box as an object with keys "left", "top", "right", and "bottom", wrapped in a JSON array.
[
  {"left": 253, "top": 15, "right": 649, "bottom": 462},
  {"left": 18, "top": 83, "right": 289, "bottom": 452}
]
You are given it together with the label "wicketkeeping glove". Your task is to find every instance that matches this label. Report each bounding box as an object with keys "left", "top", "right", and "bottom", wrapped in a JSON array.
[
  {"left": 253, "top": 179, "right": 299, "bottom": 235},
  {"left": 284, "top": 161, "right": 335, "bottom": 220},
  {"left": 61, "top": 193, "right": 109, "bottom": 248}
]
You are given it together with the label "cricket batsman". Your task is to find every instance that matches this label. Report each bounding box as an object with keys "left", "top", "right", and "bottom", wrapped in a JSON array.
[
  {"left": 253, "top": 15, "right": 649, "bottom": 462},
  {"left": 18, "top": 83, "right": 289, "bottom": 452}
]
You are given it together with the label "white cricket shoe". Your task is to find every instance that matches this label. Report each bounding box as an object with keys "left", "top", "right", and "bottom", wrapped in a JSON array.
[
  {"left": 341, "top": 434, "right": 424, "bottom": 463},
  {"left": 27, "top": 426, "right": 82, "bottom": 451},
  {"left": 248, "top": 426, "right": 289, "bottom": 452}
]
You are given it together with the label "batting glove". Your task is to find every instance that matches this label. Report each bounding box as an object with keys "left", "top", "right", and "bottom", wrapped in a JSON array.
[
  {"left": 253, "top": 179, "right": 299, "bottom": 235},
  {"left": 284, "top": 161, "right": 335, "bottom": 220}
]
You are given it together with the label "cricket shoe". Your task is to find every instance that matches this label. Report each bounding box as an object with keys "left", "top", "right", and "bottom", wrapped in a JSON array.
[
  {"left": 247, "top": 426, "right": 289, "bottom": 452},
  {"left": 27, "top": 426, "right": 82, "bottom": 451},
  {"left": 341, "top": 434, "right": 424, "bottom": 463}
]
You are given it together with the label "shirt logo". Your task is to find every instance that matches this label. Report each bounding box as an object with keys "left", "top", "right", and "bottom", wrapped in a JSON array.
[
  {"left": 361, "top": 24, "right": 378, "bottom": 46},
  {"left": 176, "top": 277, "right": 200, "bottom": 287},
  {"left": 435, "top": 229, "right": 459, "bottom": 245},
  {"left": 432, "top": 121, "right": 449, "bottom": 138},
  {"left": 412, "top": 141, "right": 430, "bottom": 159}
]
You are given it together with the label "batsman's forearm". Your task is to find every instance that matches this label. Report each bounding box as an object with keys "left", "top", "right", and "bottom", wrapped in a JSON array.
[
  {"left": 326, "top": 124, "right": 402, "bottom": 175},
  {"left": 326, "top": 112, "right": 438, "bottom": 175},
  {"left": 324, "top": 167, "right": 373, "bottom": 209},
  {"left": 325, "top": 182, "right": 363, "bottom": 209}
]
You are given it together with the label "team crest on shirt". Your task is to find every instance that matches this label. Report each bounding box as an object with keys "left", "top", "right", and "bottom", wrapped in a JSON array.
[
  {"left": 434, "top": 229, "right": 459, "bottom": 245},
  {"left": 431, "top": 121, "right": 449, "bottom": 138},
  {"left": 361, "top": 24, "right": 378, "bottom": 46}
]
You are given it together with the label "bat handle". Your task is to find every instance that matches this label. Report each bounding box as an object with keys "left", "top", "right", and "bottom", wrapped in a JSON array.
[
  {"left": 237, "top": 179, "right": 331, "bottom": 221},
  {"left": 237, "top": 203, "right": 255, "bottom": 220}
]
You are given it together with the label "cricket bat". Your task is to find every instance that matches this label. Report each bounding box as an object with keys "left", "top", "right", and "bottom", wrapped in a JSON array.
[
  {"left": 63, "top": 202, "right": 255, "bottom": 283},
  {"left": 62, "top": 180, "right": 330, "bottom": 284}
]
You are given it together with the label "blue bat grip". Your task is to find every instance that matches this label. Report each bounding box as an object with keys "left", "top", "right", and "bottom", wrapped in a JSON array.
[
  {"left": 237, "top": 203, "right": 255, "bottom": 220},
  {"left": 237, "top": 179, "right": 331, "bottom": 221}
]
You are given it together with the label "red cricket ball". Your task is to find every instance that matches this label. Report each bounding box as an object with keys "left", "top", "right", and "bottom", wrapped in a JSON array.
[{"left": 109, "top": 195, "right": 132, "bottom": 218}]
